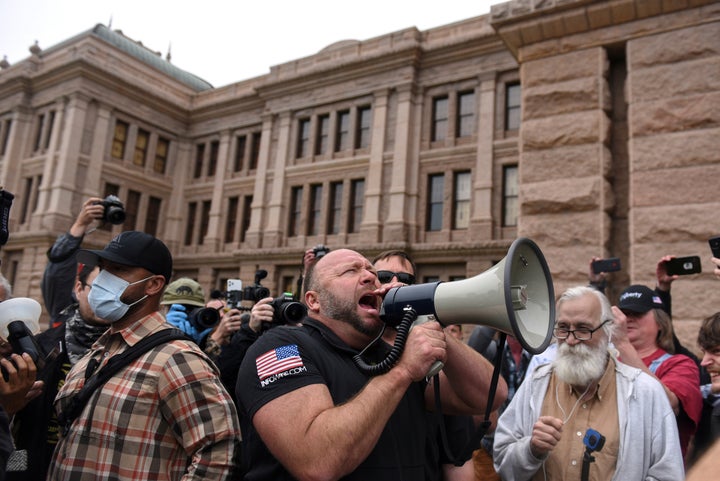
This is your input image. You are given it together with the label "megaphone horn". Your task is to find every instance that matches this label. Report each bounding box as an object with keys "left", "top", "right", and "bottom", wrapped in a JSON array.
[{"left": 379, "top": 237, "right": 555, "bottom": 355}]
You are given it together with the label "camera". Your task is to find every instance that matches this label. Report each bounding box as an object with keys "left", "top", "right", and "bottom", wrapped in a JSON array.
[
  {"left": 313, "top": 244, "right": 330, "bottom": 259},
  {"left": 269, "top": 293, "right": 307, "bottom": 325},
  {"left": 243, "top": 269, "right": 271, "bottom": 303},
  {"left": 2, "top": 321, "right": 45, "bottom": 381},
  {"left": 187, "top": 307, "right": 220, "bottom": 331},
  {"left": 95, "top": 195, "right": 126, "bottom": 225}
]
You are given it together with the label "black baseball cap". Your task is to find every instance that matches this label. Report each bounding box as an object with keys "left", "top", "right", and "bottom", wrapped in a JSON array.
[
  {"left": 77, "top": 231, "right": 173, "bottom": 283},
  {"left": 617, "top": 284, "right": 664, "bottom": 313}
]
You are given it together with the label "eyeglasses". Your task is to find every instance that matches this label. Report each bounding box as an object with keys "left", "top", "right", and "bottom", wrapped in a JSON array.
[
  {"left": 553, "top": 320, "right": 611, "bottom": 341},
  {"left": 376, "top": 270, "right": 416, "bottom": 285}
]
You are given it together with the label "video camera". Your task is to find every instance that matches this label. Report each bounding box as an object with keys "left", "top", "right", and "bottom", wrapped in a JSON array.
[
  {"left": 243, "top": 269, "right": 271, "bottom": 303},
  {"left": 94, "top": 195, "right": 126, "bottom": 225}
]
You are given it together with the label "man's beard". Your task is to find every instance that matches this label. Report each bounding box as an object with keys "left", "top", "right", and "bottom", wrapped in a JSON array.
[
  {"left": 552, "top": 338, "right": 609, "bottom": 386},
  {"left": 319, "top": 289, "right": 380, "bottom": 338}
]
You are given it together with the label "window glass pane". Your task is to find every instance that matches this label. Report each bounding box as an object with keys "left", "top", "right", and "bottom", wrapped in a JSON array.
[
  {"left": 453, "top": 171, "right": 471, "bottom": 229},
  {"left": 154, "top": 138, "right": 169, "bottom": 174},
  {"left": 457, "top": 92, "right": 475, "bottom": 138},
  {"left": 185, "top": 202, "right": 197, "bottom": 245},
  {"left": 432, "top": 96, "right": 448, "bottom": 142},
  {"left": 225, "top": 196, "right": 239, "bottom": 243},
  {"left": 134, "top": 129, "right": 149, "bottom": 166},
  {"left": 145, "top": 196, "right": 161, "bottom": 237},
  {"left": 208, "top": 140, "right": 219, "bottom": 176},
  {"left": 356, "top": 107, "right": 371, "bottom": 149},
  {"left": 250, "top": 132, "right": 261, "bottom": 169},
  {"left": 234, "top": 135, "right": 247, "bottom": 172},
  {"left": 309, "top": 184, "right": 323, "bottom": 236},
  {"left": 328, "top": 182, "right": 343, "bottom": 235},
  {"left": 316, "top": 115, "right": 329, "bottom": 155},
  {"left": 112, "top": 120, "right": 128, "bottom": 159},
  {"left": 297, "top": 119, "right": 310, "bottom": 158},
  {"left": 194, "top": 144, "right": 205, "bottom": 178},
  {"left": 350, "top": 179, "right": 364, "bottom": 233},
  {"left": 427, "top": 174, "right": 444, "bottom": 231},
  {"left": 289, "top": 187, "right": 303, "bottom": 236},
  {"left": 506, "top": 83, "right": 521, "bottom": 131},
  {"left": 503, "top": 165, "right": 518, "bottom": 227},
  {"left": 335, "top": 110, "right": 350, "bottom": 152}
]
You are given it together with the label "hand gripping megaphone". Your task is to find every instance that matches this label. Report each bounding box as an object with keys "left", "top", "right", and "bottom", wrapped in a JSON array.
[{"left": 358, "top": 237, "right": 555, "bottom": 377}]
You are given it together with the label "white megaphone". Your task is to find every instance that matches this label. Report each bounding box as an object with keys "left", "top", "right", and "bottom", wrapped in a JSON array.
[
  {"left": 378, "top": 238, "right": 555, "bottom": 376},
  {"left": 0, "top": 297, "right": 41, "bottom": 339}
]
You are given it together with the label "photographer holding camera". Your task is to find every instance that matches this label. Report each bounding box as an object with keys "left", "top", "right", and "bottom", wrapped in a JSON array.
[{"left": 41, "top": 196, "right": 124, "bottom": 328}]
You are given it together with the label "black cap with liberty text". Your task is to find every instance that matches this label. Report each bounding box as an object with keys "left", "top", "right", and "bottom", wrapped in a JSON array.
[
  {"left": 76, "top": 231, "right": 172, "bottom": 283},
  {"left": 617, "top": 284, "right": 664, "bottom": 313}
]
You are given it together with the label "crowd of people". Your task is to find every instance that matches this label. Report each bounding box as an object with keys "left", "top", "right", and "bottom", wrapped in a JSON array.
[{"left": 0, "top": 196, "right": 718, "bottom": 480}]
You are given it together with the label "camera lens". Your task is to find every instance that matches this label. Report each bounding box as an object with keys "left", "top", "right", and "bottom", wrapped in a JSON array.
[{"left": 188, "top": 307, "right": 220, "bottom": 330}]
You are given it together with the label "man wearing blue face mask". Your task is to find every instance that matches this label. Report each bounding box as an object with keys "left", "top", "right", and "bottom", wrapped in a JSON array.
[{"left": 47, "top": 231, "right": 241, "bottom": 481}]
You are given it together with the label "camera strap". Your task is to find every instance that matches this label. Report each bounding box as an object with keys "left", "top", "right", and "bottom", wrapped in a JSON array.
[{"left": 58, "top": 328, "right": 190, "bottom": 436}]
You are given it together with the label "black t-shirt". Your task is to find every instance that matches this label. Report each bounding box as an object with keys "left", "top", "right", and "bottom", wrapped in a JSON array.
[{"left": 236, "top": 317, "right": 428, "bottom": 481}]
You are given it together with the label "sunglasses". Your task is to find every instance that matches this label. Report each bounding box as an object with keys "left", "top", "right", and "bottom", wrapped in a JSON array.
[{"left": 376, "top": 270, "right": 416, "bottom": 285}]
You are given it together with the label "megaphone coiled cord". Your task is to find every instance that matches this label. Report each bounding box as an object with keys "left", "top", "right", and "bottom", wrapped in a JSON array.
[{"left": 353, "top": 307, "right": 417, "bottom": 376}]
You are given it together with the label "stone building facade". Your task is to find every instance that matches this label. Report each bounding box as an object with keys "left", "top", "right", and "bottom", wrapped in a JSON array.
[{"left": 0, "top": 0, "right": 718, "bottom": 347}]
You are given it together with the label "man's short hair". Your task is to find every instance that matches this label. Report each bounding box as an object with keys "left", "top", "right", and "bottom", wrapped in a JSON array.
[
  {"left": 698, "top": 311, "right": 720, "bottom": 351},
  {"left": 372, "top": 250, "right": 417, "bottom": 276}
]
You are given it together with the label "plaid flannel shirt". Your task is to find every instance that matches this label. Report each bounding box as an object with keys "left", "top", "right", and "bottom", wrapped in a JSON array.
[{"left": 48, "top": 312, "right": 241, "bottom": 480}]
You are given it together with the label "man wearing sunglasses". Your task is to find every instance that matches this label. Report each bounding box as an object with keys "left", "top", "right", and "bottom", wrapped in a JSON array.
[{"left": 494, "top": 285, "right": 683, "bottom": 481}]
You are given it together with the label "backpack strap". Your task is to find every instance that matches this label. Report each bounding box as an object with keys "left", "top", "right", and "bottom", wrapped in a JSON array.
[
  {"left": 58, "top": 328, "right": 190, "bottom": 436},
  {"left": 648, "top": 352, "right": 672, "bottom": 375}
]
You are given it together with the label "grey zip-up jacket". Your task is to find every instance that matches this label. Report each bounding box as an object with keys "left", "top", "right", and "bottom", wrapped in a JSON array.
[{"left": 493, "top": 357, "right": 684, "bottom": 481}]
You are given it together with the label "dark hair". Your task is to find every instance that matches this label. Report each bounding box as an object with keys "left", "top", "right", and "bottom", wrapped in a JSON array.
[
  {"left": 372, "top": 250, "right": 417, "bottom": 277},
  {"left": 78, "top": 263, "right": 96, "bottom": 287},
  {"left": 653, "top": 308, "right": 676, "bottom": 354},
  {"left": 698, "top": 312, "right": 720, "bottom": 351}
]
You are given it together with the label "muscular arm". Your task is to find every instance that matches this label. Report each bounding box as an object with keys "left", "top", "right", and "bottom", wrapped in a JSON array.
[{"left": 253, "top": 365, "right": 414, "bottom": 480}]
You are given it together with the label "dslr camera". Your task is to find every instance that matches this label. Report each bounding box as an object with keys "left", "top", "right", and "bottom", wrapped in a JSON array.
[
  {"left": 94, "top": 195, "right": 126, "bottom": 225},
  {"left": 313, "top": 244, "right": 330, "bottom": 259},
  {"left": 243, "top": 269, "right": 271, "bottom": 303},
  {"left": 269, "top": 293, "right": 307, "bottom": 326},
  {"left": 186, "top": 307, "right": 220, "bottom": 331},
  {"left": 2, "top": 321, "right": 45, "bottom": 381}
]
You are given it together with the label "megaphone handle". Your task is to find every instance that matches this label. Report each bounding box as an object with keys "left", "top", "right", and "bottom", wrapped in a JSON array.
[{"left": 410, "top": 315, "right": 445, "bottom": 380}]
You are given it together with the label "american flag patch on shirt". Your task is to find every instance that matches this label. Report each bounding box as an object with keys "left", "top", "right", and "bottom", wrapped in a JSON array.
[{"left": 256, "top": 344, "right": 304, "bottom": 381}]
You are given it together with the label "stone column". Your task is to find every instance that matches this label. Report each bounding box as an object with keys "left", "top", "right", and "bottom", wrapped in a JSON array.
[
  {"left": 471, "top": 73, "right": 496, "bottom": 241},
  {"left": 203, "top": 130, "right": 231, "bottom": 251},
  {"left": 361, "top": 89, "right": 389, "bottom": 243},
  {"left": 247, "top": 112, "right": 279, "bottom": 248}
]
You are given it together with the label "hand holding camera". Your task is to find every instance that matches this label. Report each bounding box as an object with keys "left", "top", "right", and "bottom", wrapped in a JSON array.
[{"left": 165, "top": 304, "right": 214, "bottom": 344}]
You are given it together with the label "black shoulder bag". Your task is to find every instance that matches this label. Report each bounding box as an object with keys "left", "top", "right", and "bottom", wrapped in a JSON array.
[{"left": 58, "top": 328, "right": 190, "bottom": 436}]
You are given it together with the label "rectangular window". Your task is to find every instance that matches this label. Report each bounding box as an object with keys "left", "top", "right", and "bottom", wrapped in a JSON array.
[
  {"left": 134, "top": 129, "right": 149, "bottom": 167},
  {"left": 431, "top": 96, "right": 448, "bottom": 142},
  {"left": 297, "top": 119, "right": 310, "bottom": 158},
  {"left": 315, "top": 114, "right": 330, "bottom": 155},
  {"left": 208, "top": 140, "right": 219, "bottom": 177},
  {"left": 199, "top": 200, "right": 211, "bottom": 245},
  {"left": 225, "top": 196, "right": 239, "bottom": 243},
  {"left": 427, "top": 174, "right": 444, "bottom": 231},
  {"left": 100, "top": 183, "right": 120, "bottom": 231},
  {"left": 145, "top": 196, "right": 161, "bottom": 236},
  {"left": 355, "top": 106, "right": 371, "bottom": 149},
  {"left": 234, "top": 135, "right": 247, "bottom": 172},
  {"left": 503, "top": 165, "right": 519, "bottom": 227},
  {"left": 241, "top": 195, "right": 253, "bottom": 243},
  {"left": 19, "top": 177, "right": 32, "bottom": 224},
  {"left": 506, "top": 83, "right": 521, "bottom": 131},
  {"left": 453, "top": 171, "right": 471, "bottom": 229},
  {"left": 349, "top": 179, "right": 364, "bottom": 233},
  {"left": 1, "top": 119, "right": 12, "bottom": 156},
  {"left": 328, "top": 181, "right": 343, "bottom": 235},
  {"left": 308, "top": 184, "right": 323, "bottom": 236},
  {"left": 154, "top": 137, "right": 169, "bottom": 174},
  {"left": 125, "top": 189, "right": 141, "bottom": 230},
  {"left": 250, "top": 132, "right": 261, "bottom": 170},
  {"left": 456, "top": 92, "right": 475, "bottom": 138},
  {"left": 33, "top": 114, "right": 45, "bottom": 152},
  {"left": 44, "top": 110, "right": 55, "bottom": 150},
  {"left": 335, "top": 110, "right": 350, "bottom": 152},
  {"left": 184, "top": 202, "right": 197, "bottom": 245},
  {"left": 112, "top": 120, "right": 129, "bottom": 160},
  {"left": 193, "top": 143, "right": 205, "bottom": 178},
  {"left": 289, "top": 186, "right": 303, "bottom": 237}
]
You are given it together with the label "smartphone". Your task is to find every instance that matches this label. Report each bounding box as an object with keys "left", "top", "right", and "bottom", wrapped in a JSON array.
[
  {"left": 709, "top": 236, "right": 720, "bottom": 259},
  {"left": 226, "top": 279, "right": 243, "bottom": 309},
  {"left": 665, "top": 256, "right": 702, "bottom": 276},
  {"left": 591, "top": 257, "right": 621, "bottom": 274}
]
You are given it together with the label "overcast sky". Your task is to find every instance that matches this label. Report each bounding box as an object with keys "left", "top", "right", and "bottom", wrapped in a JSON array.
[{"left": 0, "top": 0, "right": 503, "bottom": 87}]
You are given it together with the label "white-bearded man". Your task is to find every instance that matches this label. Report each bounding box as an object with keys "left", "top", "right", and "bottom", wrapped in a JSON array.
[{"left": 493, "top": 285, "right": 683, "bottom": 481}]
